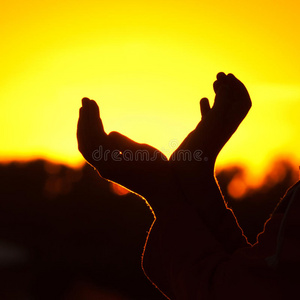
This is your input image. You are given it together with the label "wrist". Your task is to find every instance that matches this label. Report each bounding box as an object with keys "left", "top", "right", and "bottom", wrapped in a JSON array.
[{"left": 145, "top": 180, "right": 184, "bottom": 215}]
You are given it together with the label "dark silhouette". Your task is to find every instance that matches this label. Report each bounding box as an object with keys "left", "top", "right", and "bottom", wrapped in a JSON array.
[
  {"left": 77, "top": 73, "right": 300, "bottom": 299},
  {"left": 0, "top": 160, "right": 162, "bottom": 299},
  {"left": 0, "top": 159, "right": 297, "bottom": 298}
]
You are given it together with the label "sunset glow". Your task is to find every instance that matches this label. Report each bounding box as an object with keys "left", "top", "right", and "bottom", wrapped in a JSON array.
[{"left": 1, "top": 0, "right": 300, "bottom": 185}]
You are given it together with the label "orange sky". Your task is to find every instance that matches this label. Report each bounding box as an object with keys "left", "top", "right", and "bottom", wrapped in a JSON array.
[{"left": 1, "top": 0, "right": 300, "bottom": 184}]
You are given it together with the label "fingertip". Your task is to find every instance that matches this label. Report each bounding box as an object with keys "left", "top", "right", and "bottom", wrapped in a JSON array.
[
  {"left": 216, "top": 72, "right": 226, "bottom": 80},
  {"left": 227, "top": 73, "right": 236, "bottom": 79},
  {"left": 82, "top": 97, "right": 90, "bottom": 105},
  {"left": 227, "top": 73, "right": 243, "bottom": 87},
  {"left": 214, "top": 73, "right": 227, "bottom": 93},
  {"left": 200, "top": 97, "right": 211, "bottom": 118},
  {"left": 200, "top": 97, "right": 209, "bottom": 106},
  {"left": 90, "top": 100, "right": 100, "bottom": 117},
  {"left": 90, "top": 99, "right": 98, "bottom": 107}
]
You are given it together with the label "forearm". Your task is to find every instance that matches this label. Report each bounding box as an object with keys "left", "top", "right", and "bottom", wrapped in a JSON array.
[
  {"left": 143, "top": 199, "right": 280, "bottom": 300},
  {"left": 142, "top": 201, "right": 228, "bottom": 299},
  {"left": 200, "top": 176, "right": 250, "bottom": 251},
  {"left": 175, "top": 170, "right": 249, "bottom": 253}
]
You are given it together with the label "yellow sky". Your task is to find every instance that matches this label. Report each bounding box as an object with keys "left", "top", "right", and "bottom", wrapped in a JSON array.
[{"left": 1, "top": 0, "right": 300, "bottom": 184}]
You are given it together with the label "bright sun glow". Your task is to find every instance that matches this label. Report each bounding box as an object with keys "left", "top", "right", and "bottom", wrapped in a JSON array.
[{"left": 1, "top": 0, "right": 300, "bottom": 185}]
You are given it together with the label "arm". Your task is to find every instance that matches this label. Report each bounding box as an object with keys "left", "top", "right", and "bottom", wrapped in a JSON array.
[
  {"left": 76, "top": 97, "right": 179, "bottom": 214},
  {"left": 143, "top": 200, "right": 280, "bottom": 300},
  {"left": 170, "top": 73, "right": 251, "bottom": 252}
]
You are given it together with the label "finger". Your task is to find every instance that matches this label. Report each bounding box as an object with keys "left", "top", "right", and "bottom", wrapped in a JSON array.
[
  {"left": 214, "top": 84, "right": 231, "bottom": 110},
  {"left": 82, "top": 98, "right": 106, "bottom": 138},
  {"left": 89, "top": 100, "right": 106, "bottom": 136},
  {"left": 81, "top": 97, "right": 93, "bottom": 121},
  {"left": 200, "top": 98, "right": 211, "bottom": 118},
  {"left": 81, "top": 97, "right": 90, "bottom": 106},
  {"left": 216, "top": 72, "right": 226, "bottom": 81},
  {"left": 77, "top": 107, "right": 89, "bottom": 153},
  {"left": 214, "top": 78, "right": 229, "bottom": 93},
  {"left": 214, "top": 81, "right": 229, "bottom": 94},
  {"left": 77, "top": 104, "right": 89, "bottom": 134},
  {"left": 227, "top": 73, "right": 247, "bottom": 90},
  {"left": 226, "top": 73, "right": 241, "bottom": 90},
  {"left": 216, "top": 84, "right": 230, "bottom": 98},
  {"left": 226, "top": 73, "right": 236, "bottom": 79},
  {"left": 77, "top": 107, "right": 84, "bottom": 139},
  {"left": 213, "top": 73, "right": 228, "bottom": 93},
  {"left": 89, "top": 99, "right": 100, "bottom": 118},
  {"left": 226, "top": 74, "right": 251, "bottom": 104},
  {"left": 171, "top": 97, "right": 210, "bottom": 155},
  {"left": 81, "top": 97, "right": 99, "bottom": 118}
]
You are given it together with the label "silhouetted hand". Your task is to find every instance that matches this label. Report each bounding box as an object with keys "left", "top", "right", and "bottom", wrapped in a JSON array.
[
  {"left": 77, "top": 98, "right": 176, "bottom": 210},
  {"left": 211, "top": 72, "right": 251, "bottom": 146},
  {"left": 170, "top": 72, "right": 252, "bottom": 174},
  {"left": 76, "top": 73, "right": 251, "bottom": 214},
  {"left": 169, "top": 73, "right": 251, "bottom": 251}
]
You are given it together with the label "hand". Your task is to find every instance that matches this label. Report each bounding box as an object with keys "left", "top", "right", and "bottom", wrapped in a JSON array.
[
  {"left": 168, "top": 73, "right": 251, "bottom": 251},
  {"left": 170, "top": 73, "right": 252, "bottom": 169},
  {"left": 77, "top": 98, "right": 175, "bottom": 209},
  {"left": 212, "top": 72, "right": 252, "bottom": 137}
]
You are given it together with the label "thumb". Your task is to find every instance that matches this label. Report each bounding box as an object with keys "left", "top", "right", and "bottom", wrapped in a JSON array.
[{"left": 200, "top": 98, "right": 211, "bottom": 119}]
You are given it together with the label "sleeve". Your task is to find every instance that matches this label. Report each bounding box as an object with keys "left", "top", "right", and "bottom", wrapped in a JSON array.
[{"left": 142, "top": 202, "right": 280, "bottom": 300}]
